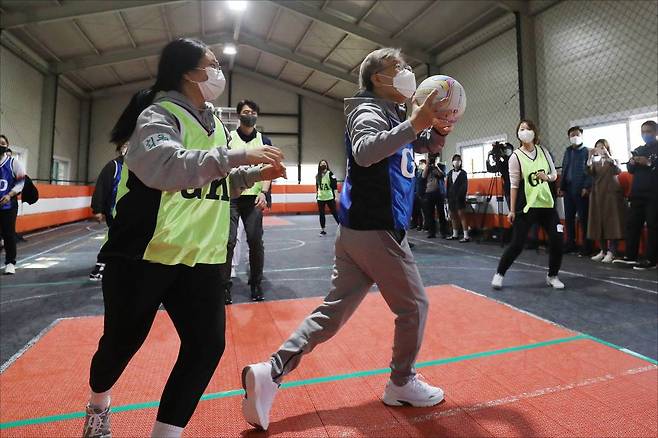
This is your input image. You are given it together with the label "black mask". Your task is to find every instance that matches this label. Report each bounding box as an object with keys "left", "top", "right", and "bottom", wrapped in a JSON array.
[
  {"left": 320, "top": 165, "right": 327, "bottom": 171},
  {"left": 0, "top": 146, "right": 8, "bottom": 155},
  {"left": 240, "top": 114, "right": 257, "bottom": 127}
]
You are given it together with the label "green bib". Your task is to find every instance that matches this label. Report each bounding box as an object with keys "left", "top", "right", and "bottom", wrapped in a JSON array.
[
  {"left": 118, "top": 100, "right": 231, "bottom": 266},
  {"left": 515, "top": 145, "right": 554, "bottom": 213},
  {"left": 230, "top": 130, "right": 263, "bottom": 196},
  {"left": 317, "top": 172, "right": 334, "bottom": 201}
]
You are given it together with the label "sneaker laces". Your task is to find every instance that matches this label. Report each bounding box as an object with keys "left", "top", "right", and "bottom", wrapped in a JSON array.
[{"left": 85, "top": 407, "right": 109, "bottom": 436}]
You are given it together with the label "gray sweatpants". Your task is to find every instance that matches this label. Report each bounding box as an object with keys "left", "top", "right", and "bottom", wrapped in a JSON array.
[{"left": 270, "top": 225, "right": 429, "bottom": 386}]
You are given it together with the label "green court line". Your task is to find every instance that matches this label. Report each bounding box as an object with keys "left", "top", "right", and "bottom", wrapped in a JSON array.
[
  {"left": 583, "top": 334, "right": 658, "bottom": 365},
  {"left": 0, "top": 335, "right": 586, "bottom": 430}
]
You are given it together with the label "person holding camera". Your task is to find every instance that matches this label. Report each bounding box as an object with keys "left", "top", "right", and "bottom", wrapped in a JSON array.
[
  {"left": 492, "top": 120, "right": 564, "bottom": 290},
  {"left": 614, "top": 120, "right": 657, "bottom": 270},
  {"left": 586, "top": 139, "right": 625, "bottom": 264},
  {"left": 422, "top": 155, "right": 448, "bottom": 238}
]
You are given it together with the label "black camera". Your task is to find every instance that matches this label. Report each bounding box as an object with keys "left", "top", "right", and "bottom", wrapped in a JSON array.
[{"left": 486, "top": 142, "right": 513, "bottom": 173}]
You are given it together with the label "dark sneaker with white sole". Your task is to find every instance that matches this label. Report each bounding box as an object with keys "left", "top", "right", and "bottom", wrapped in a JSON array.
[{"left": 633, "top": 261, "right": 657, "bottom": 271}]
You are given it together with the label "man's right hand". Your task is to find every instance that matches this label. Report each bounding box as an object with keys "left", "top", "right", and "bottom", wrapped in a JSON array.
[
  {"left": 94, "top": 213, "right": 105, "bottom": 223},
  {"left": 410, "top": 89, "right": 440, "bottom": 134},
  {"left": 631, "top": 156, "right": 649, "bottom": 166},
  {"left": 245, "top": 146, "right": 284, "bottom": 166}
]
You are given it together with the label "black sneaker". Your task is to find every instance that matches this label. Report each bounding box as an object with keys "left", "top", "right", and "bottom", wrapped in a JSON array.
[
  {"left": 251, "top": 284, "right": 264, "bottom": 302},
  {"left": 427, "top": 234, "right": 436, "bottom": 239},
  {"left": 613, "top": 257, "right": 638, "bottom": 266},
  {"left": 89, "top": 263, "right": 104, "bottom": 281},
  {"left": 225, "top": 289, "right": 233, "bottom": 305},
  {"left": 320, "top": 230, "right": 327, "bottom": 236},
  {"left": 633, "top": 261, "right": 657, "bottom": 271}
]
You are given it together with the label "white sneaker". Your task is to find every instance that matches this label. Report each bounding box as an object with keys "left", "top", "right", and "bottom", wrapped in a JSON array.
[
  {"left": 241, "top": 362, "right": 280, "bottom": 430},
  {"left": 491, "top": 273, "right": 504, "bottom": 290},
  {"left": 602, "top": 251, "right": 615, "bottom": 264},
  {"left": 231, "top": 267, "right": 236, "bottom": 278},
  {"left": 382, "top": 375, "right": 444, "bottom": 407},
  {"left": 4, "top": 263, "right": 15, "bottom": 275},
  {"left": 591, "top": 251, "right": 605, "bottom": 262},
  {"left": 546, "top": 276, "right": 565, "bottom": 289}
]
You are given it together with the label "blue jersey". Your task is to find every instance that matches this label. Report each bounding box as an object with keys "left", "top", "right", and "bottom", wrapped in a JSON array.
[
  {"left": 0, "top": 156, "right": 17, "bottom": 211},
  {"left": 339, "top": 114, "right": 416, "bottom": 230}
]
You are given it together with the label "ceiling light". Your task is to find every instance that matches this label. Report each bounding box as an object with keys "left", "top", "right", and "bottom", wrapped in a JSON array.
[
  {"left": 223, "top": 44, "right": 237, "bottom": 55},
  {"left": 227, "top": 1, "right": 247, "bottom": 12}
]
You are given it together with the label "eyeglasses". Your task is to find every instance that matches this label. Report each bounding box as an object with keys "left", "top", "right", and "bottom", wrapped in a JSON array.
[{"left": 376, "top": 63, "right": 412, "bottom": 74}]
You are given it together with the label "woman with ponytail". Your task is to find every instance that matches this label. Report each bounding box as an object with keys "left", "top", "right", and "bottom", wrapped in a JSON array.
[{"left": 82, "top": 38, "right": 285, "bottom": 438}]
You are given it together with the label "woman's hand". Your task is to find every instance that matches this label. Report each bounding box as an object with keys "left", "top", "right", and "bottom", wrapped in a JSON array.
[
  {"left": 260, "top": 163, "right": 286, "bottom": 181},
  {"left": 245, "top": 146, "right": 284, "bottom": 166},
  {"left": 536, "top": 170, "right": 549, "bottom": 182},
  {"left": 254, "top": 192, "right": 268, "bottom": 210},
  {"left": 507, "top": 211, "right": 516, "bottom": 224}
]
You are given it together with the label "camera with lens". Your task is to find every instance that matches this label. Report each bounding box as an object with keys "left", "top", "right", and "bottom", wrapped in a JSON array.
[{"left": 486, "top": 141, "right": 513, "bottom": 173}]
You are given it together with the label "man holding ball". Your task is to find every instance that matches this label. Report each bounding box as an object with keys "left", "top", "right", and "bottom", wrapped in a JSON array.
[{"left": 241, "top": 48, "right": 457, "bottom": 431}]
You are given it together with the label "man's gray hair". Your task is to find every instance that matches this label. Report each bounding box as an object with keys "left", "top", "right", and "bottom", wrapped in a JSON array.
[{"left": 358, "top": 48, "right": 402, "bottom": 91}]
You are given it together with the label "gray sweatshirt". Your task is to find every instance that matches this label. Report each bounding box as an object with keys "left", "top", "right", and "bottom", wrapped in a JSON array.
[
  {"left": 126, "top": 90, "right": 261, "bottom": 197},
  {"left": 343, "top": 90, "right": 445, "bottom": 167}
]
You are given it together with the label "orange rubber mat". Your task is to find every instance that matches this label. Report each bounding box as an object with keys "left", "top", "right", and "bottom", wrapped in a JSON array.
[
  {"left": 1, "top": 285, "right": 656, "bottom": 437},
  {"left": 263, "top": 216, "right": 295, "bottom": 227}
]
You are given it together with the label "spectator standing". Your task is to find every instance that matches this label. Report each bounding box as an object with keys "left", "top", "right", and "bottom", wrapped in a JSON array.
[
  {"left": 560, "top": 126, "right": 593, "bottom": 256},
  {"left": 446, "top": 154, "right": 470, "bottom": 242},
  {"left": 587, "top": 139, "right": 625, "bottom": 263},
  {"left": 422, "top": 155, "right": 448, "bottom": 238},
  {"left": 614, "top": 120, "right": 657, "bottom": 270}
]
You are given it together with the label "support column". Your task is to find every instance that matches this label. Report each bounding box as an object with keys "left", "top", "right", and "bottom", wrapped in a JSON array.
[
  {"left": 78, "top": 98, "right": 91, "bottom": 183},
  {"left": 297, "top": 94, "right": 302, "bottom": 184},
  {"left": 37, "top": 74, "right": 58, "bottom": 182},
  {"left": 515, "top": 11, "right": 538, "bottom": 122}
]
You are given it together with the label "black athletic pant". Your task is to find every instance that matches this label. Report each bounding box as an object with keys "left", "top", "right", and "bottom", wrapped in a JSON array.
[
  {"left": 89, "top": 259, "right": 225, "bottom": 427},
  {"left": 0, "top": 205, "right": 18, "bottom": 265},
  {"left": 221, "top": 195, "right": 264, "bottom": 287},
  {"left": 423, "top": 191, "right": 448, "bottom": 237},
  {"left": 317, "top": 199, "right": 339, "bottom": 229},
  {"left": 625, "top": 196, "right": 658, "bottom": 263},
  {"left": 497, "top": 208, "right": 563, "bottom": 277},
  {"left": 411, "top": 194, "right": 424, "bottom": 229}
]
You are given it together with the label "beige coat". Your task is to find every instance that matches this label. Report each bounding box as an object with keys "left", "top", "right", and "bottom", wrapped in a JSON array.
[{"left": 587, "top": 157, "right": 625, "bottom": 240}]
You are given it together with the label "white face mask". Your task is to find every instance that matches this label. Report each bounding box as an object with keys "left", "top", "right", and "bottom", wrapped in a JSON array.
[
  {"left": 190, "top": 67, "right": 226, "bottom": 102},
  {"left": 518, "top": 130, "right": 535, "bottom": 144},
  {"left": 379, "top": 69, "right": 416, "bottom": 99},
  {"left": 570, "top": 135, "right": 582, "bottom": 145}
]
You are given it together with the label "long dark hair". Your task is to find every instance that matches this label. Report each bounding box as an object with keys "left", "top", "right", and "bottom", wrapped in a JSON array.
[
  {"left": 110, "top": 38, "right": 208, "bottom": 146},
  {"left": 316, "top": 160, "right": 330, "bottom": 186}
]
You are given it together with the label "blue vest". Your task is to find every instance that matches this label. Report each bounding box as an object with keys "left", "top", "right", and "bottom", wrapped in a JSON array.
[
  {"left": 339, "top": 115, "right": 415, "bottom": 230},
  {"left": 0, "top": 157, "right": 17, "bottom": 211}
]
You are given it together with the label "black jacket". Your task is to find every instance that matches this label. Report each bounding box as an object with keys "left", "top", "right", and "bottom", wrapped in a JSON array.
[
  {"left": 91, "top": 156, "right": 124, "bottom": 215},
  {"left": 446, "top": 169, "right": 468, "bottom": 201},
  {"left": 627, "top": 141, "right": 658, "bottom": 199}
]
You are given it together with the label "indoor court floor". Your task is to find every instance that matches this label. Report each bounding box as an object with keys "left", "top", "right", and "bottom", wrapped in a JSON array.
[{"left": 1, "top": 215, "right": 656, "bottom": 437}]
